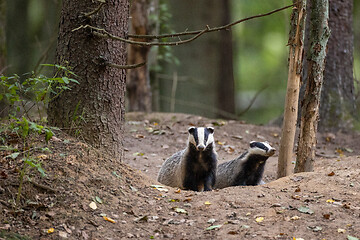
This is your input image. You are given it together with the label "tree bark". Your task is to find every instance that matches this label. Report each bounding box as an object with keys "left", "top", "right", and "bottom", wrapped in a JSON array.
[
  {"left": 216, "top": 0, "right": 235, "bottom": 118},
  {"left": 318, "top": 0, "right": 355, "bottom": 131},
  {"left": 0, "top": 0, "right": 8, "bottom": 118},
  {"left": 277, "top": 0, "right": 307, "bottom": 178},
  {"left": 295, "top": 0, "right": 330, "bottom": 173},
  {"left": 127, "top": 0, "right": 152, "bottom": 112},
  {"left": 47, "top": 0, "right": 129, "bottom": 161}
]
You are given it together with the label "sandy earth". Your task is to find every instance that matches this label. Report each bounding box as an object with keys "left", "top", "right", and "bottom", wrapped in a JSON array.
[{"left": 1, "top": 112, "right": 360, "bottom": 239}]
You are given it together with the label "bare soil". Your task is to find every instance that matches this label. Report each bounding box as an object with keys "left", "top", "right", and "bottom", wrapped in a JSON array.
[{"left": 1, "top": 112, "right": 360, "bottom": 240}]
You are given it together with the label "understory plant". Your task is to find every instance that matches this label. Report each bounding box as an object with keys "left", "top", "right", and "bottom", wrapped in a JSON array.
[{"left": 0, "top": 64, "right": 78, "bottom": 208}]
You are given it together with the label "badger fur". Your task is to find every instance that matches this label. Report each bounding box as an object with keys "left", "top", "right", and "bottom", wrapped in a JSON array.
[
  {"left": 157, "top": 127, "right": 217, "bottom": 191},
  {"left": 215, "top": 141, "right": 276, "bottom": 189}
]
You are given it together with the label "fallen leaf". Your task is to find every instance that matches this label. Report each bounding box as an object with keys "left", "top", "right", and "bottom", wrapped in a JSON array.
[
  {"left": 103, "top": 216, "right": 116, "bottom": 223},
  {"left": 95, "top": 196, "right": 103, "bottom": 204},
  {"left": 205, "top": 225, "right": 222, "bottom": 230},
  {"left": 297, "top": 206, "right": 314, "bottom": 215},
  {"left": 326, "top": 199, "right": 335, "bottom": 203},
  {"left": 47, "top": 228, "right": 55, "bottom": 234},
  {"left": 204, "top": 201, "right": 211, "bottom": 205},
  {"left": 227, "top": 231, "right": 238, "bottom": 235},
  {"left": 323, "top": 213, "right": 331, "bottom": 219},
  {"left": 328, "top": 171, "right": 335, "bottom": 176},
  {"left": 255, "top": 217, "right": 264, "bottom": 223},
  {"left": 344, "top": 148, "right": 353, "bottom": 153},
  {"left": 217, "top": 141, "right": 225, "bottom": 145},
  {"left": 150, "top": 185, "right": 169, "bottom": 192},
  {"left": 168, "top": 199, "right": 180, "bottom": 202},
  {"left": 133, "top": 152, "right": 144, "bottom": 156},
  {"left": 174, "top": 188, "right": 181, "bottom": 193},
  {"left": 173, "top": 207, "right": 187, "bottom": 214},
  {"left": 133, "top": 215, "right": 148, "bottom": 222},
  {"left": 347, "top": 236, "right": 359, "bottom": 240},
  {"left": 135, "top": 134, "right": 145, "bottom": 139},
  {"left": 338, "top": 228, "right": 346, "bottom": 233},
  {"left": 291, "top": 216, "right": 300, "bottom": 220},
  {"left": 162, "top": 144, "right": 169, "bottom": 149},
  {"left": 89, "top": 201, "right": 97, "bottom": 210}
]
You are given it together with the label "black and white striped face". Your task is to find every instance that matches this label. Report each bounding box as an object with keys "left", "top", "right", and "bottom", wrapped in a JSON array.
[
  {"left": 249, "top": 141, "right": 276, "bottom": 157},
  {"left": 188, "top": 127, "right": 215, "bottom": 151}
]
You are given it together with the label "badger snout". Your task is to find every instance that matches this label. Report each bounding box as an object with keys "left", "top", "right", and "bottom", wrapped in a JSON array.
[
  {"left": 267, "top": 148, "right": 276, "bottom": 156},
  {"left": 197, "top": 144, "right": 205, "bottom": 151}
]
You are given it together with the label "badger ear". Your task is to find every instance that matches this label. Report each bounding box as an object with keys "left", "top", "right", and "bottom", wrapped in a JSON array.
[
  {"left": 250, "top": 141, "right": 256, "bottom": 148},
  {"left": 188, "top": 126, "right": 196, "bottom": 134},
  {"left": 206, "top": 127, "right": 214, "bottom": 134}
]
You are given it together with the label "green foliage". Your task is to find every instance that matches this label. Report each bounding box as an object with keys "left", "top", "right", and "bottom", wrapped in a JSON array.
[
  {"left": 0, "top": 64, "right": 78, "bottom": 119},
  {"left": 0, "top": 64, "right": 77, "bottom": 209}
]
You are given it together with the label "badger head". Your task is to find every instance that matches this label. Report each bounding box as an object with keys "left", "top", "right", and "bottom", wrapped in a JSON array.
[
  {"left": 248, "top": 141, "right": 276, "bottom": 157},
  {"left": 188, "top": 126, "right": 215, "bottom": 151}
]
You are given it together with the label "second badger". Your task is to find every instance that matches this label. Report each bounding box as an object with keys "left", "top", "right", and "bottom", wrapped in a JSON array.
[
  {"left": 157, "top": 127, "right": 218, "bottom": 191},
  {"left": 215, "top": 141, "right": 276, "bottom": 189}
]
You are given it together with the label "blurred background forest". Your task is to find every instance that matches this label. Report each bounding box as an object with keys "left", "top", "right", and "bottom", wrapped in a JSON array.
[{"left": 1, "top": 0, "right": 359, "bottom": 126}]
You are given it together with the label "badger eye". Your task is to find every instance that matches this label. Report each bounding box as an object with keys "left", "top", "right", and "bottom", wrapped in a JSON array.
[{"left": 250, "top": 141, "right": 256, "bottom": 148}]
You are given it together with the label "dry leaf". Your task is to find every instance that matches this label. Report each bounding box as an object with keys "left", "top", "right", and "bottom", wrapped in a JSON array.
[
  {"left": 326, "top": 199, "right": 335, "bottom": 203},
  {"left": 291, "top": 216, "right": 300, "bottom": 220},
  {"left": 47, "top": 228, "right": 55, "bottom": 234},
  {"left": 255, "top": 217, "right": 264, "bottom": 223},
  {"left": 328, "top": 171, "right": 335, "bottom": 176},
  {"left": 204, "top": 201, "right": 211, "bottom": 205},
  {"left": 103, "top": 216, "right": 116, "bottom": 223},
  {"left": 337, "top": 228, "right": 346, "bottom": 233},
  {"left": 174, "top": 188, "right": 181, "bottom": 193},
  {"left": 89, "top": 201, "right": 97, "bottom": 210}
]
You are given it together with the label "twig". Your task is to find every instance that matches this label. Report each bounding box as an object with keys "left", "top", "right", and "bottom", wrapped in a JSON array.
[
  {"left": 27, "top": 179, "right": 57, "bottom": 193},
  {"left": 107, "top": 61, "right": 146, "bottom": 69},
  {"left": 237, "top": 85, "right": 268, "bottom": 116},
  {"left": 128, "top": 3, "right": 295, "bottom": 39},
  {"left": 0, "top": 199, "right": 11, "bottom": 208},
  {"left": 83, "top": 1, "right": 106, "bottom": 19}
]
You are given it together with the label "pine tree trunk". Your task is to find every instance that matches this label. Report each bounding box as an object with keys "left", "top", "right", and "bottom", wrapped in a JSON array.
[
  {"left": 216, "top": 0, "right": 235, "bottom": 118},
  {"left": 318, "top": 0, "right": 355, "bottom": 131},
  {"left": 47, "top": 0, "right": 129, "bottom": 161},
  {"left": 127, "top": 0, "right": 152, "bottom": 112},
  {"left": 295, "top": 0, "right": 330, "bottom": 173},
  {"left": 277, "top": 0, "right": 307, "bottom": 178}
]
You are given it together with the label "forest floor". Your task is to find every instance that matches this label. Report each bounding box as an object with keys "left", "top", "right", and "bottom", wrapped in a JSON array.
[{"left": 1, "top": 112, "right": 360, "bottom": 240}]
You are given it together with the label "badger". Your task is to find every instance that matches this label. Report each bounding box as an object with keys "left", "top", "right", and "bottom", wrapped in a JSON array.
[
  {"left": 215, "top": 141, "right": 276, "bottom": 189},
  {"left": 157, "top": 126, "right": 218, "bottom": 191}
]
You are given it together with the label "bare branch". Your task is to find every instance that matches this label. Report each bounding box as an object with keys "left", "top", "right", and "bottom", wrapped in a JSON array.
[
  {"left": 107, "top": 61, "right": 146, "bottom": 69},
  {"left": 128, "top": 3, "right": 295, "bottom": 40},
  {"left": 83, "top": 1, "right": 106, "bottom": 19},
  {"left": 237, "top": 85, "right": 268, "bottom": 116},
  {"left": 89, "top": 25, "right": 210, "bottom": 46}
]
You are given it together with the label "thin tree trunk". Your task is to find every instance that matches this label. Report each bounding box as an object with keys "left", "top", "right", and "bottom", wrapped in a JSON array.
[
  {"left": 295, "top": 0, "right": 330, "bottom": 173},
  {"left": 48, "top": 0, "right": 129, "bottom": 161},
  {"left": 127, "top": 0, "right": 152, "bottom": 112},
  {"left": 277, "top": 0, "right": 307, "bottom": 178}
]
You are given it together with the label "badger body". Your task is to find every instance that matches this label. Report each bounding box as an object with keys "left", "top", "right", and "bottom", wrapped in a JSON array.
[
  {"left": 215, "top": 141, "right": 275, "bottom": 189},
  {"left": 157, "top": 127, "right": 217, "bottom": 191}
]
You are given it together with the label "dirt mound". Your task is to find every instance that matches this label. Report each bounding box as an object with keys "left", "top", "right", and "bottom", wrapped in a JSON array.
[{"left": 1, "top": 112, "right": 360, "bottom": 239}]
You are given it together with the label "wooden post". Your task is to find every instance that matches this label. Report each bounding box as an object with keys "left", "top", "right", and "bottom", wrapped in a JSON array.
[{"left": 277, "top": 0, "right": 307, "bottom": 178}]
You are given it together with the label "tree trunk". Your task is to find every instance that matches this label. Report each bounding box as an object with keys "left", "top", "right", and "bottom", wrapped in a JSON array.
[
  {"left": 127, "top": 0, "right": 152, "bottom": 112},
  {"left": 319, "top": 0, "right": 355, "bottom": 131},
  {"left": 0, "top": 0, "right": 8, "bottom": 118},
  {"left": 277, "top": 0, "right": 307, "bottom": 178},
  {"left": 295, "top": 0, "right": 330, "bottom": 173},
  {"left": 6, "top": 0, "right": 30, "bottom": 75},
  {"left": 216, "top": 0, "right": 235, "bottom": 118},
  {"left": 47, "top": 0, "right": 129, "bottom": 161}
]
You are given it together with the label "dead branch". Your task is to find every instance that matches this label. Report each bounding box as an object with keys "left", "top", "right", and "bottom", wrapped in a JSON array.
[
  {"left": 73, "top": 3, "right": 294, "bottom": 46},
  {"left": 107, "top": 61, "right": 146, "bottom": 69},
  {"left": 82, "top": 1, "right": 106, "bottom": 19},
  {"left": 128, "top": 3, "right": 295, "bottom": 40}
]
